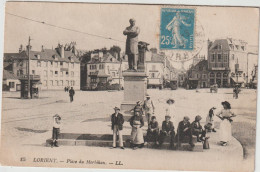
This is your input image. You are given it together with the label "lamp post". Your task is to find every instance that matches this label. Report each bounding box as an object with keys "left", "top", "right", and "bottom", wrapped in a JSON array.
[
  {"left": 246, "top": 52, "right": 258, "bottom": 88},
  {"left": 27, "top": 36, "right": 31, "bottom": 99}
]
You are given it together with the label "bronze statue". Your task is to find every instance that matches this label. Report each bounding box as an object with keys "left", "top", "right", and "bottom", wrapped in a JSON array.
[{"left": 123, "top": 18, "right": 140, "bottom": 71}]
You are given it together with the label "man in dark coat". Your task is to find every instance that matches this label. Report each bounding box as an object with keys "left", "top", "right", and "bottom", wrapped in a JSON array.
[
  {"left": 111, "top": 107, "right": 124, "bottom": 149},
  {"left": 191, "top": 115, "right": 206, "bottom": 143},
  {"left": 159, "top": 115, "right": 175, "bottom": 149},
  {"left": 177, "top": 116, "right": 193, "bottom": 146},
  {"left": 69, "top": 87, "right": 75, "bottom": 102}
]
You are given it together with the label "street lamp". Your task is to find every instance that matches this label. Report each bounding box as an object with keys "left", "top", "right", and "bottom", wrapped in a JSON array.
[{"left": 27, "top": 36, "right": 32, "bottom": 99}]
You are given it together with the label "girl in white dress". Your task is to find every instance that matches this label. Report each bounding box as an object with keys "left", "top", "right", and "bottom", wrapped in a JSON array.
[
  {"left": 165, "top": 99, "right": 177, "bottom": 127},
  {"left": 216, "top": 101, "right": 236, "bottom": 146}
]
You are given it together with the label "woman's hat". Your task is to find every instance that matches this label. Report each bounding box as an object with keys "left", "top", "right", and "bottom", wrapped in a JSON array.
[
  {"left": 221, "top": 101, "right": 231, "bottom": 109},
  {"left": 195, "top": 115, "right": 202, "bottom": 121},
  {"left": 212, "top": 107, "right": 217, "bottom": 109},
  {"left": 114, "top": 107, "right": 120, "bottom": 111},
  {"left": 166, "top": 98, "right": 175, "bottom": 104},
  {"left": 53, "top": 114, "right": 60, "bottom": 118},
  {"left": 146, "top": 94, "right": 151, "bottom": 98}
]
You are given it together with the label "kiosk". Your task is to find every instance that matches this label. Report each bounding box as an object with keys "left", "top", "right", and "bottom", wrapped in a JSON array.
[{"left": 19, "top": 75, "right": 41, "bottom": 99}]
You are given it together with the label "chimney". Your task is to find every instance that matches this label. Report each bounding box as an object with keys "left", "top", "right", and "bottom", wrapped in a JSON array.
[
  {"left": 41, "top": 45, "right": 44, "bottom": 52},
  {"left": 19, "top": 44, "right": 23, "bottom": 53},
  {"left": 60, "top": 44, "right": 64, "bottom": 58}
]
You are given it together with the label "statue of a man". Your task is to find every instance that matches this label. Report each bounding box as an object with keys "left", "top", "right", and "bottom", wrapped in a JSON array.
[{"left": 123, "top": 18, "right": 140, "bottom": 70}]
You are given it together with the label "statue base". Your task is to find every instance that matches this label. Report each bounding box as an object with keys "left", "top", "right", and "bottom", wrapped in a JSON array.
[{"left": 121, "top": 71, "right": 147, "bottom": 115}]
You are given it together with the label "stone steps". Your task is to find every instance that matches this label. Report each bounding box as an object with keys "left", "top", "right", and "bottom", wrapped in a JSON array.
[{"left": 46, "top": 133, "right": 203, "bottom": 152}]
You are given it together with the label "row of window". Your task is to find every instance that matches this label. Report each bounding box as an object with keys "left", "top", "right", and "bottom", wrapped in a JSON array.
[
  {"left": 228, "top": 44, "right": 245, "bottom": 51},
  {"left": 89, "top": 71, "right": 118, "bottom": 77},
  {"left": 32, "top": 70, "right": 78, "bottom": 77},
  {"left": 231, "top": 72, "right": 246, "bottom": 77},
  {"left": 210, "top": 63, "right": 229, "bottom": 68},
  {"left": 36, "top": 61, "right": 75, "bottom": 68},
  {"left": 194, "top": 72, "right": 229, "bottom": 78},
  {"left": 43, "top": 80, "right": 76, "bottom": 86},
  {"left": 210, "top": 54, "right": 228, "bottom": 63},
  {"left": 89, "top": 64, "right": 122, "bottom": 70}
]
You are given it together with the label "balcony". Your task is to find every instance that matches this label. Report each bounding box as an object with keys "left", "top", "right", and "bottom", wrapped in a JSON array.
[{"left": 19, "top": 75, "right": 41, "bottom": 80}]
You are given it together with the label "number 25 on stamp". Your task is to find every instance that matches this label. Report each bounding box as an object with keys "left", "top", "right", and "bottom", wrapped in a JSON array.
[{"left": 160, "top": 8, "right": 195, "bottom": 50}]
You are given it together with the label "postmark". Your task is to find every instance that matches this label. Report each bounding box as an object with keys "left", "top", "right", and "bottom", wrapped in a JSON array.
[{"left": 160, "top": 8, "right": 195, "bottom": 50}]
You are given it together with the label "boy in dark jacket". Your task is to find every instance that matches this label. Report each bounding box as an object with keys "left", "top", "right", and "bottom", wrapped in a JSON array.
[
  {"left": 111, "top": 107, "right": 124, "bottom": 149},
  {"left": 177, "top": 116, "right": 193, "bottom": 146},
  {"left": 145, "top": 116, "right": 159, "bottom": 145},
  {"left": 191, "top": 115, "right": 206, "bottom": 143},
  {"left": 159, "top": 115, "right": 175, "bottom": 149}
]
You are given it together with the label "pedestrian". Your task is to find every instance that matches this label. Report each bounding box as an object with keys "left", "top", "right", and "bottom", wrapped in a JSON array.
[
  {"left": 233, "top": 85, "right": 239, "bottom": 99},
  {"left": 191, "top": 115, "right": 206, "bottom": 142},
  {"left": 216, "top": 101, "right": 236, "bottom": 146},
  {"left": 177, "top": 116, "right": 193, "bottom": 147},
  {"left": 205, "top": 107, "right": 217, "bottom": 132},
  {"left": 69, "top": 87, "right": 75, "bottom": 102},
  {"left": 159, "top": 115, "right": 175, "bottom": 149},
  {"left": 111, "top": 107, "right": 125, "bottom": 149},
  {"left": 51, "top": 114, "right": 61, "bottom": 148},
  {"left": 129, "top": 111, "right": 145, "bottom": 150},
  {"left": 143, "top": 94, "right": 155, "bottom": 124},
  {"left": 145, "top": 116, "right": 159, "bottom": 145},
  {"left": 64, "top": 87, "right": 66, "bottom": 92}
]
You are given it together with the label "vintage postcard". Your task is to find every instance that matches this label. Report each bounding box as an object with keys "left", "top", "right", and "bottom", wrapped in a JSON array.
[{"left": 0, "top": 2, "right": 259, "bottom": 172}]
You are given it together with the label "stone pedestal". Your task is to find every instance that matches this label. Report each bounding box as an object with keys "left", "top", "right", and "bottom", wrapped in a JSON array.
[{"left": 121, "top": 71, "right": 147, "bottom": 114}]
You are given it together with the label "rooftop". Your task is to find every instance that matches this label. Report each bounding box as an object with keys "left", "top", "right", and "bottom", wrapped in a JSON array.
[
  {"left": 4, "top": 49, "right": 80, "bottom": 63},
  {"left": 209, "top": 38, "right": 247, "bottom": 52}
]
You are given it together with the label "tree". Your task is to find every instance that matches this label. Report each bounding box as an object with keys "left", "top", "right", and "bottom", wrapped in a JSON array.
[{"left": 109, "top": 45, "right": 121, "bottom": 61}]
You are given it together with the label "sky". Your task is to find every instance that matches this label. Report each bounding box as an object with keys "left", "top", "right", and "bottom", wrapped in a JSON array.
[{"left": 3, "top": 2, "right": 260, "bottom": 55}]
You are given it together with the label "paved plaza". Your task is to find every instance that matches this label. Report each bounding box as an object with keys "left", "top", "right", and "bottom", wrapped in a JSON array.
[{"left": 0, "top": 88, "right": 257, "bottom": 171}]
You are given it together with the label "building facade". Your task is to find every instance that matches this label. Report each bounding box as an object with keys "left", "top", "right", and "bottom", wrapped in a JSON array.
[
  {"left": 187, "top": 60, "right": 209, "bottom": 89},
  {"left": 208, "top": 38, "right": 248, "bottom": 87},
  {"left": 86, "top": 51, "right": 128, "bottom": 89},
  {"left": 4, "top": 44, "right": 80, "bottom": 90},
  {"left": 2, "top": 70, "right": 20, "bottom": 91},
  {"left": 145, "top": 51, "right": 176, "bottom": 89}
]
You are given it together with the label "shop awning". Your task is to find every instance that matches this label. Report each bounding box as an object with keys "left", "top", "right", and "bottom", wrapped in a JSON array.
[{"left": 231, "top": 77, "right": 244, "bottom": 83}]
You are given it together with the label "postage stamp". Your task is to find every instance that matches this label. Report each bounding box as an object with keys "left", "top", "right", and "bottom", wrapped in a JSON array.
[{"left": 160, "top": 8, "right": 195, "bottom": 50}]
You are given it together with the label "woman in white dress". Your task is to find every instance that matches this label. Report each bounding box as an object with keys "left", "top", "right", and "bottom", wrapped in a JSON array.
[
  {"left": 165, "top": 99, "right": 177, "bottom": 127},
  {"left": 216, "top": 101, "right": 236, "bottom": 146}
]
